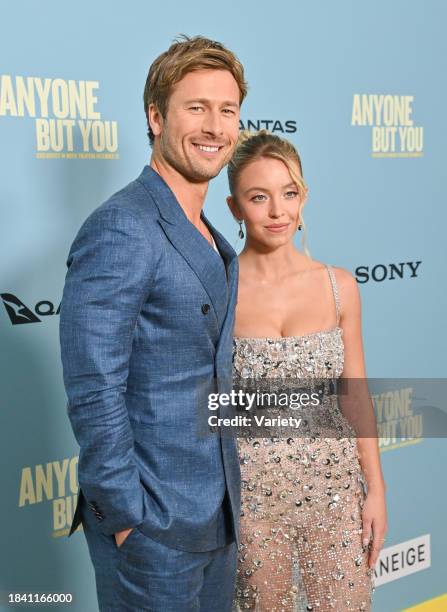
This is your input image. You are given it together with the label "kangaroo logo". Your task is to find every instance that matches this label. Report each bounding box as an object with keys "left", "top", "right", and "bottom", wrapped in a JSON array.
[{"left": 1, "top": 293, "right": 41, "bottom": 324}]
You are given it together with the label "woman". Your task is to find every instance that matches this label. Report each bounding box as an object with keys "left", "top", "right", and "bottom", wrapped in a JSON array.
[{"left": 226, "top": 130, "right": 387, "bottom": 611}]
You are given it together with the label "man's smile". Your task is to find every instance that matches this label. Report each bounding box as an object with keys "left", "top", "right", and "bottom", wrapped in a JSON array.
[{"left": 192, "top": 142, "right": 225, "bottom": 155}]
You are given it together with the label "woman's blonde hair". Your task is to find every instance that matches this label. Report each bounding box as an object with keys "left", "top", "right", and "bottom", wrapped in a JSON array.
[
  {"left": 144, "top": 34, "right": 248, "bottom": 145},
  {"left": 227, "top": 129, "right": 310, "bottom": 255}
]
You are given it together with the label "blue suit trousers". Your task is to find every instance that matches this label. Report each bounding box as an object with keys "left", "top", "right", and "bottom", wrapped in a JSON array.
[{"left": 81, "top": 496, "right": 237, "bottom": 611}]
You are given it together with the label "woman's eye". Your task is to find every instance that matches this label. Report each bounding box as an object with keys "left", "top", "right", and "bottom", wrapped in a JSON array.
[
  {"left": 285, "top": 191, "right": 299, "bottom": 199},
  {"left": 251, "top": 194, "right": 266, "bottom": 202}
]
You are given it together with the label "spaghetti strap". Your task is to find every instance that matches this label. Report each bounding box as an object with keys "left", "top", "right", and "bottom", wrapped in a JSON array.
[{"left": 325, "top": 264, "right": 340, "bottom": 326}]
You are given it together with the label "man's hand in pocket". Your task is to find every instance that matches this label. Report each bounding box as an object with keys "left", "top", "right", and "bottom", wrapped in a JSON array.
[{"left": 114, "top": 527, "right": 134, "bottom": 548}]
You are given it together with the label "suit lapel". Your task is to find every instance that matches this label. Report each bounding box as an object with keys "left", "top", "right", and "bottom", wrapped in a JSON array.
[
  {"left": 158, "top": 217, "right": 229, "bottom": 327},
  {"left": 200, "top": 211, "right": 234, "bottom": 282},
  {"left": 137, "top": 165, "right": 237, "bottom": 330},
  {"left": 205, "top": 216, "right": 239, "bottom": 360}
]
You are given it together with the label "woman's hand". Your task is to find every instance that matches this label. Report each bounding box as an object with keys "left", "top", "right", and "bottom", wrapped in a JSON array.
[{"left": 361, "top": 487, "right": 388, "bottom": 569}]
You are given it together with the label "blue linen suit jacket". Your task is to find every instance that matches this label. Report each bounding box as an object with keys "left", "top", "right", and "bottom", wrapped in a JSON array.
[{"left": 59, "top": 165, "right": 240, "bottom": 552}]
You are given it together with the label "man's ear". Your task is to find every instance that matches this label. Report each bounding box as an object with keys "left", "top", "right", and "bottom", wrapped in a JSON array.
[
  {"left": 226, "top": 195, "right": 243, "bottom": 221},
  {"left": 148, "top": 103, "right": 163, "bottom": 138}
]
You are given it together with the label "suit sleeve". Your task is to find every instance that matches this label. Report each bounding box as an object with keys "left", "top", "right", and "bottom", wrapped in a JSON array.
[{"left": 59, "top": 206, "right": 154, "bottom": 535}]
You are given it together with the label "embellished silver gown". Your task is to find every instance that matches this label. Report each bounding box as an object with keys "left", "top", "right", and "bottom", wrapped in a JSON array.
[{"left": 232, "top": 265, "right": 375, "bottom": 611}]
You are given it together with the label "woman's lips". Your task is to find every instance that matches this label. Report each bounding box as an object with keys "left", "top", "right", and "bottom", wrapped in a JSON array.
[{"left": 264, "top": 224, "right": 290, "bottom": 233}]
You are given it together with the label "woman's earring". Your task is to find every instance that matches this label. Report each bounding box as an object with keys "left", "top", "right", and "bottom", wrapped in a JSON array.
[
  {"left": 238, "top": 220, "right": 245, "bottom": 239},
  {"left": 298, "top": 224, "right": 302, "bottom": 231}
]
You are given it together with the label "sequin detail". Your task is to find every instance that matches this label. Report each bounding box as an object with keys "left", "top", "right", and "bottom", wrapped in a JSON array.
[{"left": 232, "top": 266, "right": 375, "bottom": 612}]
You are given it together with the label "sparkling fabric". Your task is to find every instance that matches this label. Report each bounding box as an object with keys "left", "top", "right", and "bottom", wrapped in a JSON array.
[{"left": 232, "top": 265, "right": 375, "bottom": 612}]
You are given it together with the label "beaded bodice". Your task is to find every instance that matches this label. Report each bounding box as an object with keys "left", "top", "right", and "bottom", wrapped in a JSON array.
[
  {"left": 233, "top": 327, "right": 344, "bottom": 380},
  {"left": 232, "top": 265, "right": 344, "bottom": 380}
]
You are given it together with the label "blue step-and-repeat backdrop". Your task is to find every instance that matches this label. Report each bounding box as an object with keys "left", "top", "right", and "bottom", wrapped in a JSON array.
[{"left": 1, "top": 1, "right": 446, "bottom": 610}]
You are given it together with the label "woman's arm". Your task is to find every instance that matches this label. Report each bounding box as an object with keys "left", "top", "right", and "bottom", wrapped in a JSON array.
[{"left": 335, "top": 267, "right": 387, "bottom": 569}]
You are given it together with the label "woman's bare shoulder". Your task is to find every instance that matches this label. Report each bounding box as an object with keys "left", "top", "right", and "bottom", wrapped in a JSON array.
[
  {"left": 327, "top": 265, "right": 361, "bottom": 318},
  {"left": 328, "top": 264, "right": 357, "bottom": 287},
  {"left": 303, "top": 259, "right": 355, "bottom": 284}
]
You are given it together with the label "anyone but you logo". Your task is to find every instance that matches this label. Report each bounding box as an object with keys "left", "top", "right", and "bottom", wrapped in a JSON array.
[
  {"left": 19, "top": 455, "right": 80, "bottom": 537},
  {"left": 0, "top": 74, "right": 118, "bottom": 159},
  {"left": 351, "top": 94, "right": 423, "bottom": 158}
]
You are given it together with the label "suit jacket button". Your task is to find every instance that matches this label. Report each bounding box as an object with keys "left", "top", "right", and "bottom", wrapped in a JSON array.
[{"left": 201, "top": 303, "right": 210, "bottom": 315}]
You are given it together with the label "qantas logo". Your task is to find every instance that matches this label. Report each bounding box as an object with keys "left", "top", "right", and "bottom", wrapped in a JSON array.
[
  {"left": 239, "top": 119, "right": 297, "bottom": 134},
  {"left": 1, "top": 293, "right": 60, "bottom": 325}
]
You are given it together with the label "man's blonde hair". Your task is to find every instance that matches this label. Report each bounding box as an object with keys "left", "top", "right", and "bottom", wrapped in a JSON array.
[{"left": 143, "top": 34, "right": 248, "bottom": 145}]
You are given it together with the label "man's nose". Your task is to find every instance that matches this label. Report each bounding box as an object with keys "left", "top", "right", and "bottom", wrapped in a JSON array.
[{"left": 201, "top": 109, "right": 224, "bottom": 136}]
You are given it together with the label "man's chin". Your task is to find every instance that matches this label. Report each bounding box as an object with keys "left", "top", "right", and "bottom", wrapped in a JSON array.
[{"left": 188, "top": 163, "right": 226, "bottom": 183}]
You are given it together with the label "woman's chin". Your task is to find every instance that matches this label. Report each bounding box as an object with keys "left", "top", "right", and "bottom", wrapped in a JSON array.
[{"left": 256, "top": 235, "right": 293, "bottom": 250}]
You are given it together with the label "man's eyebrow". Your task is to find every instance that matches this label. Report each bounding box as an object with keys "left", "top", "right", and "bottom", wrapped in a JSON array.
[
  {"left": 184, "top": 98, "right": 239, "bottom": 108},
  {"left": 244, "top": 182, "right": 297, "bottom": 194}
]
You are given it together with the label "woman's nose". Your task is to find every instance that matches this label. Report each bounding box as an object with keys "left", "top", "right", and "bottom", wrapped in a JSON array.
[{"left": 269, "top": 198, "right": 284, "bottom": 218}]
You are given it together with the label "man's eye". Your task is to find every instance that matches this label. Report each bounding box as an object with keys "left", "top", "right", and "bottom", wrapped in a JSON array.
[
  {"left": 285, "top": 191, "right": 299, "bottom": 199},
  {"left": 222, "top": 108, "right": 235, "bottom": 115},
  {"left": 189, "top": 106, "right": 204, "bottom": 112}
]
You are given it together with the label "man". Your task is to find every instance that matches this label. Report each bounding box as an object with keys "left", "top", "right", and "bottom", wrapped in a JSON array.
[{"left": 59, "top": 35, "right": 247, "bottom": 611}]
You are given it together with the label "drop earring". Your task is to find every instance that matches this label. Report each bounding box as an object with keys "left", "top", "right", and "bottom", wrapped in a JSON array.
[
  {"left": 298, "top": 224, "right": 302, "bottom": 231},
  {"left": 238, "top": 220, "right": 245, "bottom": 239}
]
